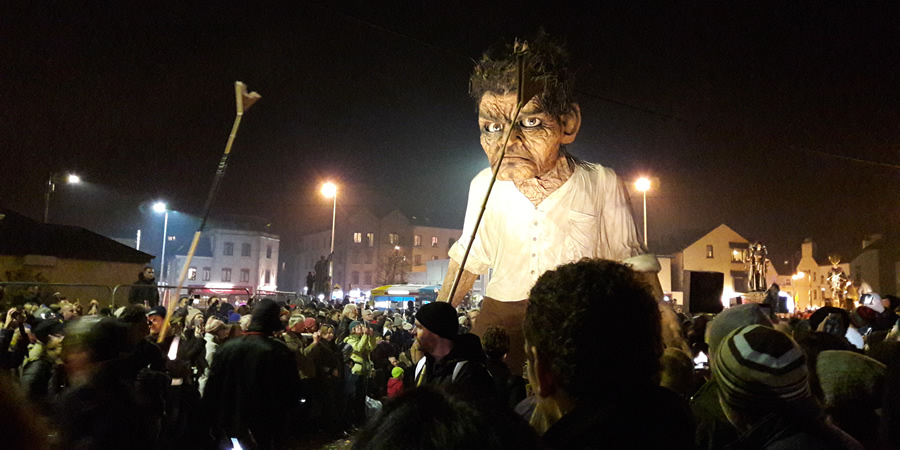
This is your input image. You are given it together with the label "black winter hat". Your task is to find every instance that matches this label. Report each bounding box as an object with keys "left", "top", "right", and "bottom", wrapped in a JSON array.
[
  {"left": 415, "top": 302, "right": 458, "bottom": 340},
  {"left": 248, "top": 298, "right": 283, "bottom": 334}
]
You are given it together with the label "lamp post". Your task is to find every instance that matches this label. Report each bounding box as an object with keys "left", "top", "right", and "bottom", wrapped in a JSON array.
[
  {"left": 321, "top": 182, "right": 337, "bottom": 300},
  {"left": 635, "top": 177, "right": 651, "bottom": 248},
  {"left": 43, "top": 172, "right": 81, "bottom": 223},
  {"left": 153, "top": 202, "right": 169, "bottom": 284}
]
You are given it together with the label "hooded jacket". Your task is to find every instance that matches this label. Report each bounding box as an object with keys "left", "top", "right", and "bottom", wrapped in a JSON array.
[
  {"left": 344, "top": 332, "right": 375, "bottom": 376},
  {"left": 414, "top": 333, "right": 493, "bottom": 396},
  {"left": 127, "top": 272, "right": 160, "bottom": 307}
]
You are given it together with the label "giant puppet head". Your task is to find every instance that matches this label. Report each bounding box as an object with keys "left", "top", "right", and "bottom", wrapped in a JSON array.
[{"left": 469, "top": 33, "right": 582, "bottom": 182}]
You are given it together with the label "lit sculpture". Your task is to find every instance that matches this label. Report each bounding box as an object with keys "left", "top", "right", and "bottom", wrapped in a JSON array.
[
  {"left": 826, "top": 255, "right": 851, "bottom": 305},
  {"left": 747, "top": 242, "right": 768, "bottom": 292}
]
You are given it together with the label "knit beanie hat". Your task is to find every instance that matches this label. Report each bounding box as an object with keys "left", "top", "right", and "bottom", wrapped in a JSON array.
[
  {"left": 248, "top": 298, "right": 282, "bottom": 334},
  {"left": 350, "top": 320, "right": 362, "bottom": 331},
  {"left": 712, "top": 324, "right": 809, "bottom": 410},
  {"left": 706, "top": 304, "right": 773, "bottom": 360},
  {"left": 415, "top": 302, "right": 458, "bottom": 340},
  {"left": 303, "top": 317, "right": 318, "bottom": 332},
  {"left": 392, "top": 367, "right": 404, "bottom": 379},
  {"left": 816, "top": 350, "right": 886, "bottom": 411},
  {"left": 205, "top": 317, "right": 225, "bottom": 334}
]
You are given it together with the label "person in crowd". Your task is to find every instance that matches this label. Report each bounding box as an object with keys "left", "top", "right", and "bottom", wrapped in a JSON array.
[
  {"left": 691, "top": 303, "right": 773, "bottom": 449},
  {"left": 523, "top": 258, "right": 694, "bottom": 449},
  {"left": 202, "top": 298, "right": 301, "bottom": 450},
  {"left": 20, "top": 318, "right": 65, "bottom": 414},
  {"left": 127, "top": 266, "right": 160, "bottom": 307},
  {"left": 337, "top": 303, "right": 359, "bottom": 344},
  {"left": 712, "top": 324, "right": 862, "bottom": 449},
  {"left": 57, "top": 316, "right": 156, "bottom": 449},
  {"left": 413, "top": 301, "right": 492, "bottom": 395},
  {"left": 197, "top": 316, "right": 225, "bottom": 394},
  {"left": 1, "top": 307, "right": 29, "bottom": 372},
  {"left": 345, "top": 319, "right": 376, "bottom": 425},
  {"left": 816, "top": 350, "right": 886, "bottom": 449},
  {"left": 481, "top": 325, "right": 526, "bottom": 408},
  {"left": 352, "top": 387, "right": 538, "bottom": 449},
  {"left": 387, "top": 366, "right": 405, "bottom": 398}
]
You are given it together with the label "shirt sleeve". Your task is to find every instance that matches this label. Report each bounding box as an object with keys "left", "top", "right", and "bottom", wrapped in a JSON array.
[
  {"left": 447, "top": 169, "right": 492, "bottom": 275},
  {"left": 597, "top": 169, "right": 646, "bottom": 262}
]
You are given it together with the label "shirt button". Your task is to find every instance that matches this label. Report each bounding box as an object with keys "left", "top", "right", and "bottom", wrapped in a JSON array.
[
  {"left": 531, "top": 270, "right": 535, "bottom": 275},
  {"left": 532, "top": 237, "right": 537, "bottom": 241},
  {"left": 533, "top": 221, "right": 538, "bottom": 226},
  {"left": 531, "top": 253, "right": 536, "bottom": 257}
]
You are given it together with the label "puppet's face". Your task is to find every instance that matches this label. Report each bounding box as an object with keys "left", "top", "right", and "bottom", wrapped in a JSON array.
[{"left": 478, "top": 92, "right": 578, "bottom": 181}]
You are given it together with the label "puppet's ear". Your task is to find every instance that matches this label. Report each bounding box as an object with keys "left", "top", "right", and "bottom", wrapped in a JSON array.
[{"left": 560, "top": 104, "right": 581, "bottom": 145}]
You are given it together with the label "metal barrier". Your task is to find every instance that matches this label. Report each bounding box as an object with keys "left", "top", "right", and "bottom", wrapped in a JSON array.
[{"left": 0, "top": 282, "right": 113, "bottom": 310}]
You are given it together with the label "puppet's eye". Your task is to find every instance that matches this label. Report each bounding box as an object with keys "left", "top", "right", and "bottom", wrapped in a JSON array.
[
  {"left": 521, "top": 117, "right": 542, "bottom": 128},
  {"left": 484, "top": 123, "right": 503, "bottom": 133}
]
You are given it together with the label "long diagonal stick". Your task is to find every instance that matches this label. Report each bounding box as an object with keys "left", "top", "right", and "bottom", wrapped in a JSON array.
[
  {"left": 446, "top": 45, "right": 542, "bottom": 304},
  {"left": 159, "top": 82, "right": 260, "bottom": 343}
]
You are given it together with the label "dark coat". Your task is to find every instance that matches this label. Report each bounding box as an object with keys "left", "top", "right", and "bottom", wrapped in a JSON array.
[
  {"left": 201, "top": 333, "right": 301, "bottom": 449},
  {"left": 541, "top": 385, "right": 696, "bottom": 450},
  {"left": 415, "top": 333, "right": 493, "bottom": 397},
  {"left": 723, "top": 409, "right": 863, "bottom": 450},
  {"left": 127, "top": 273, "right": 159, "bottom": 307}
]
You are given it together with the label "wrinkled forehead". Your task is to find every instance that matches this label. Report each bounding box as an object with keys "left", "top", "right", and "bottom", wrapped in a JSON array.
[{"left": 478, "top": 92, "right": 546, "bottom": 119}]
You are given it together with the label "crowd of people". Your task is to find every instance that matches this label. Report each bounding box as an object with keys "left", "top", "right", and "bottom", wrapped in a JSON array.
[{"left": 1, "top": 258, "right": 899, "bottom": 449}]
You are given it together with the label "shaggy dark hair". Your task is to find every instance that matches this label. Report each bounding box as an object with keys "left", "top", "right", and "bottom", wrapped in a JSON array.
[
  {"left": 481, "top": 325, "right": 510, "bottom": 360},
  {"left": 469, "top": 31, "right": 576, "bottom": 119},
  {"left": 524, "top": 258, "right": 662, "bottom": 399}
]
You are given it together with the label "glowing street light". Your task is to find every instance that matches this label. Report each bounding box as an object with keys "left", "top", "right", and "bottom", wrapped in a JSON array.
[
  {"left": 634, "top": 177, "right": 651, "bottom": 248},
  {"left": 44, "top": 172, "right": 83, "bottom": 223},
  {"left": 153, "top": 202, "right": 169, "bottom": 283},
  {"left": 321, "top": 182, "right": 337, "bottom": 299}
]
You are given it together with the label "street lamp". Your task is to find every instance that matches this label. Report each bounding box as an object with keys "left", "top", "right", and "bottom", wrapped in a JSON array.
[
  {"left": 321, "top": 182, "right": 337, "bottom": 299},
  {"left": 153, "top": 202, "right": 169, "bottom": 284},
  {"left": 634, "top": 177, "right": 651, "bottom": 248},
  {"left": 43, "top": 172, "right": 82, "bottom": 223}
]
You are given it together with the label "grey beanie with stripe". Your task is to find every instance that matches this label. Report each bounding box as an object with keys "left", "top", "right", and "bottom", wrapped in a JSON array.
[{"left": 712, "top": 324, "right": 809, "bottom": 410}]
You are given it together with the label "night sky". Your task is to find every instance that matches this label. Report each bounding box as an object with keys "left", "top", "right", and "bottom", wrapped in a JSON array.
[{"left": 2, "top": 1, "right": 898, "bottom": 271}]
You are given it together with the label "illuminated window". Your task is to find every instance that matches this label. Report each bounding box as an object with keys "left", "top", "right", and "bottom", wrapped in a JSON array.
[
  {"left": 431, "top": 236, "right": 438, "bottom": 247},
  {"left": 414, "top": 235, "right": 422, "bottom": 247},
  {"left": 432, "top": 255, "right": 438, "bottom": 261},
  {"left": 224, "top": 242, "right": 234, "bottom": 256},
  {"left": 389, "top": 233, "right": 399, "bottom": 245},
  {"left": 706, "top": 245, "right": 714, "bottom": 259},
  {"left": 222, "top": 268, "right": 232, "bottom": 282},
  {"left": 264, "top": 270, "right": 271, "bottom": 284},
  {"left": 354, "top": 232, "right": 362, "bottom": 243},
  {"left": 241, "top": 243, "right": 251, "bottom": 257},
  {"left": 367, "top": 233, "right": 375, "bottom": 247},
  {"left": 240, "top": 269, "right": 250, "bottom": 282},
  {"left": 188, "top": 267, "right": 197, "bottom": 280},
  {"left": 364, "top": 271, "right": 372, "bottom": 284},
  {"left": 202, "top": 267, "right": 211, "bottom": 281},
  {"left": 731, "top": 249, "right": 744, "bottom": 263},
  {"left": 414, "top": 254, "right": 422, "bottom": 265},
  {"left": 351, "top": 271, "right": 360, "bottom": 284}
]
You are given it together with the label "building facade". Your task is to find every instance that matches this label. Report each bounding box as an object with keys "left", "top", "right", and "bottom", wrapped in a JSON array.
[
  {"left": 165, "top": 219, "right": 280, "bottom": 295},
  {"left": 291, "top": 208, "right": 461, "bottom": 296}
]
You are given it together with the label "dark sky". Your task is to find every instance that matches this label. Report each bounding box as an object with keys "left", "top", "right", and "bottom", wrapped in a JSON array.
[{"left": 2, "top": 1, "right": 898, "bottom": 271}]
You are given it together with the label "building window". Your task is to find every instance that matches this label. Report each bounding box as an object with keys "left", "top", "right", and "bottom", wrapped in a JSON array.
[
  {"left": 389, "top": 233, "right": 399, "bottom": 245},
  {"left": 351, "top": 271, "right": 360, "bottom": 284},
  {"left": 202, "top": 267, "right": 211, "bottom": 281},
  {"left": 431, "top": 236, "right": 438, "bottom": 247},
  {"left": 432, "top": 255, "right": 438, "bottom": 261},
  {"left": 240, "top": 269, "right": 250, "bottom": 282},
  {"left": 241, "top": 243, "right": 251, "bottom": 257},
  {"left": 365, "top": 251, "right": 373, "bottom": 264},
  {"left": 354, "top": 232, "right": 362, "bottom": 243},
  {"left": 264, "top": 270, "right": 271, "bottom": 284},
  {"left": 706, "top": 245, "right": 714, "bottom": 258},
  {"left": 414, "top": 235, "right": 422, "bottom": 247},
  {"left": 414, "top": 254, "right": 422, "bottom": 265},
  {"left": 188, "top": 267, "right": 197, "bottom": 280},
  {"left": 222, "top": 268, "right": 232, "bottom": 282},
  {"left": 266, "top": 245, "right": 272, "bottom": 259},
  {"left": 731, "top": 249, "right": 744, "bottom": 263},
  {"left": 224, "top": 242, "right": 234, "bottom": 256},
  {"left": 367, "top": 233, "right": 375, "bottom": 247},
  {"left": 364, "top": 271, "right": 372, "bottom": 285},
  {"left": 351, "top": 251, "right": 360, "bottom": 264}
]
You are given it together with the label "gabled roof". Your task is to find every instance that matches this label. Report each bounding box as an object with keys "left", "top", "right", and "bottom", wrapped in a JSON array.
[
  {"left": 0, "top": 208, "right": 154, "bottom": 264},
  {"left": 687, "top": 224, "right": 750, "bottom": 249}
]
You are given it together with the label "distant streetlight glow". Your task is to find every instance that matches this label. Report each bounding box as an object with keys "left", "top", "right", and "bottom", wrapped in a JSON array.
[
  {"left": 321, "top": 182, "right": 338, "bottom": 298},
  {"left": 634, "top": 177, "right": 652, "bottom": 248},
  {"left": 44, "top": 171, "right": 84, "bottom": 223},
  {"left": 153, "top": 201, "right": 167, "bottom": 213},
  {"left": 67, "top": 174, "right": 81, "bottom": 184}
]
